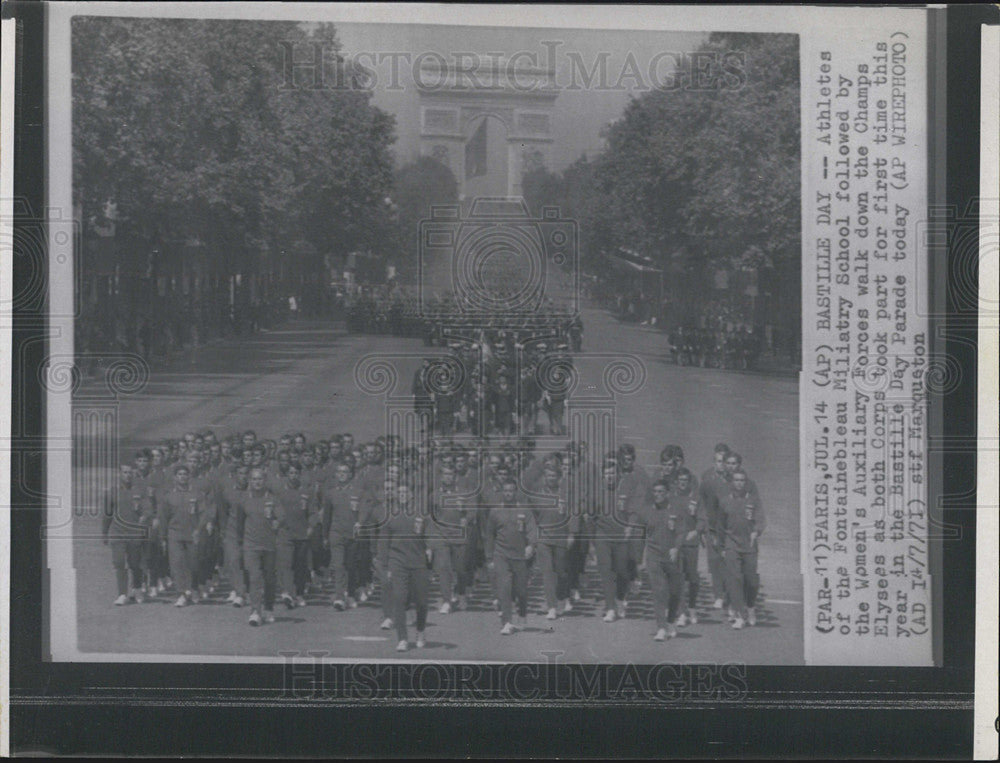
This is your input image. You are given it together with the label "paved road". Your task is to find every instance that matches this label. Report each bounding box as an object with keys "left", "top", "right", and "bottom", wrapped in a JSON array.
[{"left": 70, "top": 305, "right": 802, "bottom": 663}]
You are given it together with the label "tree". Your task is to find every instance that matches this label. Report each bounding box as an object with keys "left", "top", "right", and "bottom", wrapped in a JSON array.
[
  {"left": 583, "top": 33, "right": 800, "bottom": 268},
  {"left": 521, "top": 165, "right": 564, "bottom": 217},
  {"left": 558, "top": 33, "right": 800, "bottom": 341},
  {"left": 72, "top": 17, "right": 397, "bottom": 284}
]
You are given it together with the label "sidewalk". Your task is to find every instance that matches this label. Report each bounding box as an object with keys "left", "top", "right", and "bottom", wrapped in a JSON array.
[{"left": 77, "top": 317, "right": 349, "bottom": 382}]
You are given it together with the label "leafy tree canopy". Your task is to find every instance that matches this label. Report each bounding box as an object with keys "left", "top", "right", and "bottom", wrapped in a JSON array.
[{"left": 72, "top": 17, "right": 397, "bottom": 271}]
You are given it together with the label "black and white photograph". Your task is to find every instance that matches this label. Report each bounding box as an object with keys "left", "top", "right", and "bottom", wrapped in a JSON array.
[
  {"left": 59, "top": 13, "right": 804, "bottom": 664},
  {"left": 3, "top": 2, "right": 997, "bottom": 758}
]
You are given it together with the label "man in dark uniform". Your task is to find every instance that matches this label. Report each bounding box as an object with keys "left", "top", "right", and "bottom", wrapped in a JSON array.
[
  {"left": 479, "top": 459, "right": 513, "bottom": 607},
  {"left": 434, "top": 374, "right": 459, "bottom": 436},
  {"left": 564, "top": 442, "right": 595, "bottom": 603},
  {"left": 635, "top": 480, "right": 685, "bottom": 640},
  {"left": 131, "top": 449, "right": 161, "bottom": 596},
  {"left": 297, "top": 445, "right": 327, "bottom": 589},
  {"left": 485, "top": 480, "right": 538, "bottom": 634},
  {"left": 723, "top": 451, "right": 762, "bottom": 502},
  {"left": 273, "top": 463, "right": 318, "bottom": 609},
  {"left": 540, "top": 362, "right": 568, "bottom": 436},
  {"left": 202, "top": 445, "right": 229, "bottom": 594},
  {"left": 533, "top": 463, "right": 579, "bottom": 619},
  {"left": 428, "top": 465, "right": 469, "bottom": 614},
  {"left": 373, "top": 476, "right": 398, "bottom": 630},
  {"left": 184, "top": 449, "right": 220, "bottom": 599},
  {"left": 658, "top": 445, "right": 679, "bottom": 488},
  {"left": 719, "top": 468, "right": 765, "bottom": 629},
  {"left": 568, "top": 314, "right": 583, "bottom": 352},
  {"left": 590, "top": 459, "right": 636, "bottom": 622},
  {"left": 412, "top": 359, "right": 433, "bottom": 435},
  {"left": 517, "top": 364, "right": 540, "bottom": 436},
  {"left": 518, "top": 447, "right": 552, "bottom": 495},
  {"left": 328, "top": 436, "right": 344, "bottom": 466},
  {"left": 145, "top": 446, "right": 173, "bottom": 593},
  {"left": 102, "top": 464, "right": 151, "bottom": 605},
  {"left": 158, "top": 464, "right": 215, "bottom": 607},
  {"left": 238, "top": 467, "right": 278, "bottom": 625},
  {"left": 241, "top": 430, "right": 257, "bottom": 451},
  {"left": 699, "top": 443, "right": 732, "bottom": 609},
  {"left": 490, "top": 374, "right": 517, "bottom": 436},
  {"left": 353, "top": 443, "right": 385, "bottom": 601},
  {"left": 321, "top": 461, "right": 363, "bottom": 610},
  {"left": 219, "top": 464, "right": 250, "bottom": 607},
  {"left": 669, "top": 468, "right": 706, "bottom": 625},
  {"left": 618, "top": 443, "right": 653, "bottom": 594},
  {"left": 377, "top": 482, "right": 431, "bottom": 652},
  {"left": 668, "top": 447, "right": 697, "bottom": 494},
  {"left": 451, "top": 451, "right": 481, "bottom": 603}
]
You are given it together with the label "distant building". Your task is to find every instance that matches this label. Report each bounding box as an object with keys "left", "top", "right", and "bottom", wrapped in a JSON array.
[{"left": 413, "top": 57, "right": 559, "bottom": 199}]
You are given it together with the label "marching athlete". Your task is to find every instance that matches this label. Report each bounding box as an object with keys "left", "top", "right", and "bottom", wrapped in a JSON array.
[
  {"left": 353, "top": 443, "right": 384, "bottom": 601},
  {"left": 131, "top": 449, "right": 162, "bottom": 596},
  {"left": 636, "top": 480, "right": 685, "bottom": 641},
  {"left": 157, "top": 463, "right": 215, "bottom": 606},
  {"left": 590, "top": 459, "right": 635, "bottom": 622},
  {"left": 428, "top": 465, "right": 469, "bottom": 613},
  {"left": 238, "top": 467, "right": 278, "bottom": 625},
  {"left": 719, "top": 468, "right": 765, "bottom": 628},
  {"left": 564, "top": 443, "right": 594, "bottom": 603},
  {"left": 668, "top": 468, "right": 706, "bottom": 625},
  {"left": 699, "top": 443, "right": 732, "bottom": 609},
  {"left": 377, "top": 482, "right": 431, "bottom": 651},
  {"left": 517, "top": 364, "right": 540, "bottom": 436},
  {"left": 184, "top": 449, "right": 219, "bottom": 598},
  {"left": 723, "top": 451, "right": 761, "bottom": 502},
  {"left": 451, "top": 451, "right": 481, "bottom": 607},
  {"left": 479, "top": 458, "right": 511, "bottom": 609},
  {"left": 219, "top": 464, "right": 250, "bottom": 606},
  {"left": 273, "top": 463, "right": 318, "bottom": 608},
  {"left": 102, "top": 464, "right": 150, "bottom": 605},
  {"left": 533, "top": 462, "right": 578, "bottom": 619},
  {"left": 618, "top": 443, "right": 653, "bottom": 593},
  {"left": 489, "top": 374, "right": 517, "bottom": 436},
  {"left": 321, "top": 461, "right": 363, "bottom": 610},
  {"left": 145, "top": 446, "right": 173, "bottom": 593},
  {"left": 375, "top": 476, "right": 398, "bottom": 630},
  {"left": 485, "top": 480, "right": 538, "bottom": 634}
]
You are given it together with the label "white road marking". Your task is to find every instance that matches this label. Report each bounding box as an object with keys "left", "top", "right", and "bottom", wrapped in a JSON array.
[
  {"left": 143, "top": 374, "right": 249, "bottom": 379},
  {"left": 260, "top": 329, "right": 346, "bottom": 335},
  {"left": 342, "top": 636, "right": 390, "bottom": 642}
]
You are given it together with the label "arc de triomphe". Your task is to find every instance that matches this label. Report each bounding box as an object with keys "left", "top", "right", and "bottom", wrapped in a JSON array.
[{"left": 415, "top": 57, "right": 560, "bottom": 200}]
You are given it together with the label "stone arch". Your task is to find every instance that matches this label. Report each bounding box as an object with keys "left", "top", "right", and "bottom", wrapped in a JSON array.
[{"left": 417, "top": 61, "right": 558, "bottom": 198}]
